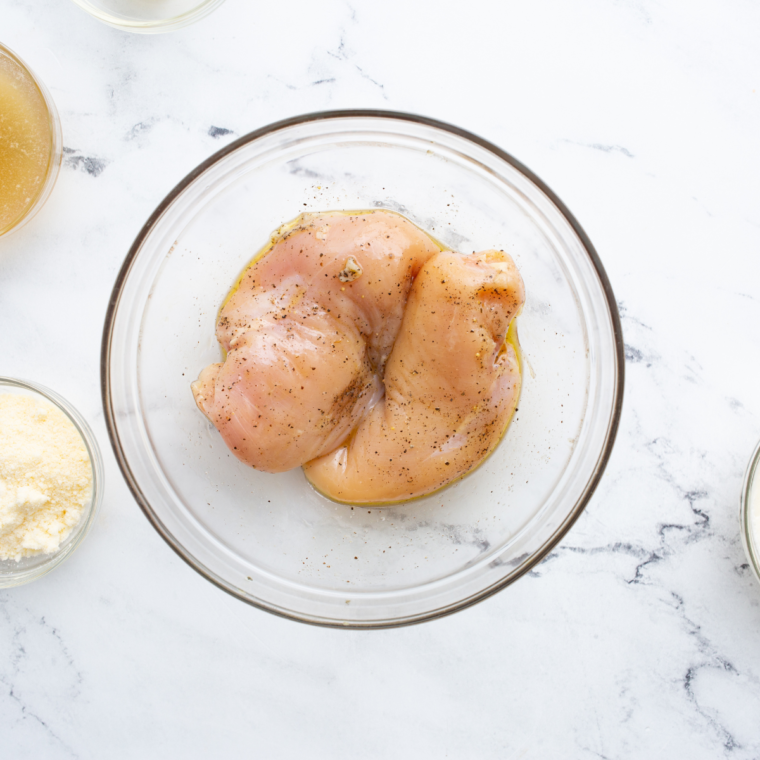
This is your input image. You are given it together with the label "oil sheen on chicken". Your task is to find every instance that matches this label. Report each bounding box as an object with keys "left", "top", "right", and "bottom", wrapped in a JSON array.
[{"left": 192, "top": 210, "right": 525, "bottom": 504}]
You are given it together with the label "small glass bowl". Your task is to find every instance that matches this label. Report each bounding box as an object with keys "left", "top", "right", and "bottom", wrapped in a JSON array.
[
  {"left": 0, "top": 43, "right": 62, "bottom": 238},
  {"left": 0, "top": 378, "right": 104, "bottom": 588},
  {"left": 69, "top": 0, "right": 226, "bottom": 33},
  {"left": 740, "top": 438, "right": 760, "bottom": 586}
]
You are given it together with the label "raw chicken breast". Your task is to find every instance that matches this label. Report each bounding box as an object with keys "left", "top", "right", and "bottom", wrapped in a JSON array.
[
  {"left": 192, "top": 210, "right": 440, "bottom": 473},
  {"left": 303, "top": 249, "right": 524, "bottom": 503}
]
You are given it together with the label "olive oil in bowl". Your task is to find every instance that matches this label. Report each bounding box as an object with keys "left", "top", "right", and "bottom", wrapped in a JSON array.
[{"left": 0, "top": 44, "right": 61, "bottom": 237}]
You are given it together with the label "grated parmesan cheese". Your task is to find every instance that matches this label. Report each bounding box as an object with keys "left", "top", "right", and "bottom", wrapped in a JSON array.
[{"left": 0, "top": 394, "right": 92, "bottom": 561}]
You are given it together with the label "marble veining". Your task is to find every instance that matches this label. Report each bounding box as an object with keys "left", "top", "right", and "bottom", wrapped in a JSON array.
[
  {"left": 1, "top": 0, "right": 759, "bottom": 757},
  {"left": 63, "top": 147, "right": 108, "bottom": 177}
]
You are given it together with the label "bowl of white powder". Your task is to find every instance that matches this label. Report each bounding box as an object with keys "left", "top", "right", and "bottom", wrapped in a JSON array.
[
  {"left": 0, "top": 377, "right": 103, "bottom": 587},
  {"left": 741, "top": 438, "right": 760, "bottom": 587}
]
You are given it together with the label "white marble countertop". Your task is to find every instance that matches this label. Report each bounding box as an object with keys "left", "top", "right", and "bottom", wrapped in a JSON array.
[{"left": 2, "top": 1, "right": 760, "bottom": 757}]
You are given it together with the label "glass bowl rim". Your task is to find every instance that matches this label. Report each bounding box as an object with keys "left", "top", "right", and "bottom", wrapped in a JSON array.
[
  {"left": 100, "top": 109, "right": 626, "bottom": 628},
  {"left": 0, "top": 41, "right": 63, "bottom": 238},
  {"left": 0, "top": 376, "right": 104, "bottom": 586},
  {"left": 68, "top": 0, "right": 227, "bottom": 32},
  {"left": 740, "top": 438, "right": 760, "bottom": 585}
]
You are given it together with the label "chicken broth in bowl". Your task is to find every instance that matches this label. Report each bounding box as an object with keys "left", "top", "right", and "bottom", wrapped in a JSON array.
[{"left": 0, "top": 44, "right": 61, "bottom": 237}]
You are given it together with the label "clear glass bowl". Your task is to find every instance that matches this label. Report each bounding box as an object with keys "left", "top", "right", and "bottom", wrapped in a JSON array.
[
  {"left": 0, "top": 43, "right": 62, "bottom": 238},
  {"left": 69, "top": 0, "right": 226, "bottom": 33},
  {"left": 0, "top": 377, "right": 104, "bottom": 588},
  {"left": 740, "top": 439, "right": 760, "bottom": 586},
  {"left": 102, "top": 111, "right": 625, "bottom": 627}
]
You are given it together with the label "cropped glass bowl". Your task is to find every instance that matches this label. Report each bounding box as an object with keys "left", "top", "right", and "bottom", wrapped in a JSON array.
[
  {"left": 0, "top": 377, "right": 104, "bottom": 588},
  {"left": 69, "top": 0, "right": 226, "bottom": 33},
  {"left": 740, "top": 439, "right": 760, "bottom": 586},
  {"left": 0, "top": 43, "right": 62, "bottom": 238},
  {"left": 102, "top": 111, "right": 624, "bottom": 627}
]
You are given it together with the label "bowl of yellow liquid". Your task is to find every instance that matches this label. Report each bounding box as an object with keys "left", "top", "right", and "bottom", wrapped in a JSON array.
[
  {"left": 0, "top": 43, "right": 62, "bottom": 238},
  {"left": 69, "top": 0, "right": 226, "bottom": 33}
]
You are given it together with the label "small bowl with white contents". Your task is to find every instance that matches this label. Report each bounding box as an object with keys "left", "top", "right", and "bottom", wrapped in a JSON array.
[
  {"left": 68, "top": 0, "right": 226, "bottom": 33},
  {"left": 741, "top": 438, "right": 760, "bottom": 586},
  {"left": 0, "top": 377, "right": 103, "bottom": 588}
]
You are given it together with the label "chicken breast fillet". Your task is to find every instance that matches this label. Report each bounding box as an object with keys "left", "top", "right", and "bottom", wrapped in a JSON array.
[
  {"left": 303, "top": 249, "right": 524, "bottom": 503},
  {"left": 191, "top": 210, "right": 440, "bottom": 473},
  {"left": 192, "top": 209, "right": 525, "bottom": 503}
]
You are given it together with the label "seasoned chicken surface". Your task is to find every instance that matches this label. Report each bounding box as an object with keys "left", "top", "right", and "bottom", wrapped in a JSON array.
[
  {"left": 191, "top": 210, "right": 440, "bottom": 473},
  {"left": 303, "top": 250, "right": 524, "bottom": 503},
  {"left": 192, "top": 209, "right": 525, "bottom": 503}
]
